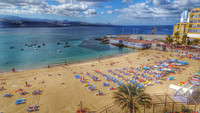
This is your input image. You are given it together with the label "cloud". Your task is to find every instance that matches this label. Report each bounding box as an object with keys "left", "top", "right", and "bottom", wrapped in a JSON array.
[
  {"left": 0, "top": 0, "right": 46, "bottom": 6},
  {"left": 83, "top": 9, "right": 97, "bottom": 17},
  {"left": 0, "top": 0, "right": 98, "bottom": 17},
  {"left": 75, "top": 0, "right": 110, "bottom": 2},
  {"left": 152, "top": 0, "right": 170, "bottom": 6},
  {"left": 108, "top": 10, "right": 113, "bottom": 14},
  {"left": 56, "top": 0, "right": 110, "bottom": 4},
  {"left": 122, "top": 0, "right": 133, "bottom": 4},
  {"left": 113, "top": 0, "right": 200, "bottom": 25},
  {"left": 56, "top": 0, "right": 67, "bottom": 4}
]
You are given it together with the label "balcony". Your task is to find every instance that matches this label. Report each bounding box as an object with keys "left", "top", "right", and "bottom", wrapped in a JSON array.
[
  {"left": 190, "top": 20, "right": 200, "bottom": 23},
  {"left": 188, "top": 29, "right": 200, "bottom": 33},
  {"left": 189, "top": 24, "right": 200, "bottom": 28},
  {"left": 189, "top": 26, "right": 200, "bottom": 28},
  {"left": 190, "top": 14, "right": 200, "bottom": 18},
  {"left": 191, "top": 10, "right": 200, "bottom": 13}
]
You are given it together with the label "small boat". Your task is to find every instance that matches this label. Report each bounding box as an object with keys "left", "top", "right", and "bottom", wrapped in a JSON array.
[
  {"left": 25, "top": 43, "right": 28, "bottom": 46},
  {"left": 57, "top": 42, "right": 62, "bottom": 45},
  {"left": 34, "top": 48, "right": 38, "bottom": 50},
  {"left": 32, "top": 43, "right": 37, "bottom": 46},
  {"left": 57, "top": 49, "right": 62, "bottom": 52},
  {"left": 10, "top": 47, "right": 15, "bottom": 49},
  {"left": 38, "top": 45, "right": 41, "bottom": 48},
  {"left": 42, "top": 43, "right": 45, "bottom": 46},
  {"left": 21, "top": 48, "right": 24, "bottom": 51},
  {"left": 65, "top": 41, "right": 68, "bottom": 44},
  {"left": 64, "top": 44, "right": 70, "bottom": 48}
]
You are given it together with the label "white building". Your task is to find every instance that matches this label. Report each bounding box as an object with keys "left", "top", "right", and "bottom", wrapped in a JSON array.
[{"left": 180, "top": 9, "right": 190, "bottom": 23}]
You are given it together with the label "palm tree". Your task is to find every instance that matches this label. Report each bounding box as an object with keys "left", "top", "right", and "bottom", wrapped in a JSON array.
[
  {"left": 187, "top": 38, "right": 191, "bottom": 46},
  {"left": 113, "top": 83, "right": 152, "bottom": 113},
  {"left": 182, "top": 34, "right": 188, "bottom": 44},
  {"left": 165, "top": 34, "right": 173, "bottom": 44},
  {"left": 174, "top": 32, "right": 180, "bottom": 41}
]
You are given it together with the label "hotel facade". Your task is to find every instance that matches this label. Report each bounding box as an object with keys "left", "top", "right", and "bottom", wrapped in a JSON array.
[{"left": 173, "top": 6, "right": 200, "bottom": 41}]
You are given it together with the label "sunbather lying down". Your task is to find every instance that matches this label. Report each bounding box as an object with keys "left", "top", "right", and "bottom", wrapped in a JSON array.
[
  {"left": 95, "top": 90, "right": 103, "bottom": 96},
  {"left": 0, "top": 87, "right": 5, "bottom": 91},
  {"left": 25, "top": 84, "right": 32, "bottom": 87},
  {"left": 38, "top": 81, "right": 45, "bottom": 84},
  {"left": 27, "top": 104, "right": 39, "bottom": 112},
  {"left": 32, "top": 90, "right": 41, "bottom": 95},
  {"left": 3, "top": 93, "right": 12, "bottom": 97}
]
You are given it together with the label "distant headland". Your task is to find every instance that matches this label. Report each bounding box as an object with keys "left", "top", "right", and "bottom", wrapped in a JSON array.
[{"left": 0, "top": 15, "right": 114, "bottom": 28}]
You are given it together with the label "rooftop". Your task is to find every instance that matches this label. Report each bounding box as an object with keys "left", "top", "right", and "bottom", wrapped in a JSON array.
[
  {"left": 194, "top": 6, "right": 200, "bottom": 8},
  {"left": 111, "top": 37, "right": 153, "bottom": 44}
]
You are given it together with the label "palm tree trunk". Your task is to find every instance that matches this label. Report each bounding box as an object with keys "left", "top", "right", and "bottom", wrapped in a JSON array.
[
  {"left": 130, "top": 109, "right": 133, "bottom": 113},
  {"left": 134, "top": 103, "right": 136, "bottom": 113}
]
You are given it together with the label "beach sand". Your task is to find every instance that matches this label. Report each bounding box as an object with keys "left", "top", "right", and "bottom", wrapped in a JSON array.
[{"left": 0, "top": 50, "right": 199, "bottom": 113}]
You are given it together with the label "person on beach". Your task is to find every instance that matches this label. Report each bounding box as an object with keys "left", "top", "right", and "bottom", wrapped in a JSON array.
[
  {"left": 25, "top": 81, "right": 27, "bottom": 85},
  {"left": 48, "top": 65, "right": 50, "bottom": 68},
  {"left": 12, "top": 68, "right": 15, "bottom": 72}
]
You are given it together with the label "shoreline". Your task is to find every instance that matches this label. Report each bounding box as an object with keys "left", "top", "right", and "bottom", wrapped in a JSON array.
[
  {"left": 0, "top": 49, "right": 139, "bottom": 73},
  {"left": 0, "top": 49, "right": 199, "bottom": 113}
]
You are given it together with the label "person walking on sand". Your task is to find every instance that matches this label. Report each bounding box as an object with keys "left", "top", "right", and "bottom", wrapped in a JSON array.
[
  {"left": 25, "top": 81, "right": 27, "bottom": 86},
  {"left": 12, "top": 68, "right": 15, "bottom": 72}
]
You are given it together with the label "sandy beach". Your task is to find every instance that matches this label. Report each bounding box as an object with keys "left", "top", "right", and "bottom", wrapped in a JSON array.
[{"left": 0, "top": 49, "right": 200, "bottom": 113}]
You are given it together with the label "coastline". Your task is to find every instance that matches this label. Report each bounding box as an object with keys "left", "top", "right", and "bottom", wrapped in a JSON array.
[
  {"left": 0, "top": 49, "right": 138, "bottom": 73},
  {"left": 0, "top": 49, "right": 199, "bottom": 113}
]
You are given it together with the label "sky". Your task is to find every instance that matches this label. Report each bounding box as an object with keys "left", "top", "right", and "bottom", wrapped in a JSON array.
[{"left": 0, "top": 0, "right": 200, "bottom": 25}]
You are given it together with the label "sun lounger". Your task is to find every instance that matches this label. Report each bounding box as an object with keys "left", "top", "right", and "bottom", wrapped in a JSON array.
[
  {"left": 108, "top": 87, "right": 116, "bottom": 90},
  {"left": 16, "top": 98, "right": 25, "bottom": 102},
  {"left": 15, "top": 101, "right": 24, "bottom": 104},
  {"left": 143, "top": 66, "right": 150, "bottom": 70},
  {"left": 95, "top": 90, "right": 103, "bottom": 96},
  {"left": 131, "top": 81, "right": 136, "bottom": 84},
  {"left": 74, "top": 75, "right": 81, "bottom": 79},
  {"left": 15, "top": 98, "right": 25, "bottom": 104},
  {"left": 124, "top": 73, "right": 129, "bottom": 75},
  {"left": 27, "top": 106, "right": 39, "bottom": 112},
  {"left": 20, "top": 91, "right": 28, "bottom": 95},
  {"left": 28, "top": 105, "right": 38, "bottom": 109},
  {"left": 3, "top": 93, "right": 12, "bottom": 97},
  {"left": 169, "top": 77, "right": 174, "bottom": 80},
  {"left": 177, "top": 61, "right": 188, "bottom": 65},
  {"left": 27, "top": 109, "right": 34, "bottom": 112},
  {"left": 113, "top": 79, "right": 118, "bottom": 83},
  {"left": 117, "top": 81, "right": 121, "bottom": 85},
  {"left": 102, "top": 82, "right": 109, "bottom": 86},
  {"left": 88, "top": 85, "right": 95, "bottom": 91},
  {"left": 117, "top": 81, "right": 123, "bottom": 86},
  {"left": 32, "top": 91, "right": 40, "bottom": 95},
  {"left": 138, "top": 84, "right": 143, "bottom": 88},
  {"left": 84, "top": 82, "right": 90, "bottom": 87}
]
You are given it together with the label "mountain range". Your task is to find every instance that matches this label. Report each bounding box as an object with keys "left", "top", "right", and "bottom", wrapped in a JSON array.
[{"left": 0, "top": 15, "right": 113, "bottom": 28}]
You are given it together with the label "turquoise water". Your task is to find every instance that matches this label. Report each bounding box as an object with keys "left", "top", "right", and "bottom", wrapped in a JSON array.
[{"left": 0, "top": 26, "right": 173, "bottom": 72}]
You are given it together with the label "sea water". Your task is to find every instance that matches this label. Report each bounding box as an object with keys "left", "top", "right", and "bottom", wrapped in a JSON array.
[{"left": 0, "top": 26, "right": 173, "bottom": 72}]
